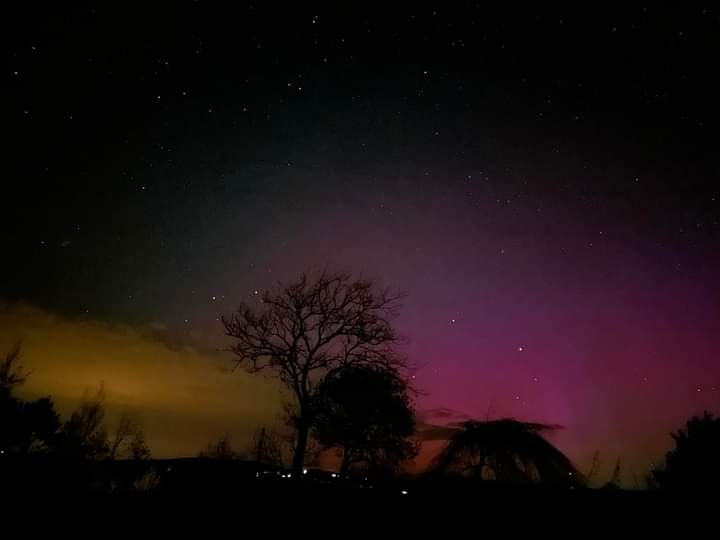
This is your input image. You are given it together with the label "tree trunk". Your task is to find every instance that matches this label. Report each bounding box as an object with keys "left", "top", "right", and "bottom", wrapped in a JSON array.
[
  {"left": 292, "top": 421, "right": 309, "bottom": 474},
  {"left": 340, "top": 447, "right": 352, "bottom": 477}
]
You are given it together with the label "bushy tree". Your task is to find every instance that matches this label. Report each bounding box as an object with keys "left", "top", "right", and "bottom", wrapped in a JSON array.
[
  {"left": 653, "top": 412, "right": 720, "bottom": 490},
  {"left": 314, "top": 365, "right": 417, "bottom": 476}
]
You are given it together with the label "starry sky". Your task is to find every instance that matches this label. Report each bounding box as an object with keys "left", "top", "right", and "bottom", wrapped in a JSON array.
[{"left": 4, "top": 4, "right": 720, "bottom": 482}]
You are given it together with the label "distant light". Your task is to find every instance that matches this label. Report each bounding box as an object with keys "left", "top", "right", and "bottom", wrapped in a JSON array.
[
  {"left": 518, "top": 347, "right": 524, "bottom": 352},
  {"left": 401, "top": 490, "right": 408, "bottom": 495},
  {"left": 303, "top": 468, "right": 308, "bottom": 475},
  {"left": 331, "top": 473, "right": 337, "bottom": 478}
]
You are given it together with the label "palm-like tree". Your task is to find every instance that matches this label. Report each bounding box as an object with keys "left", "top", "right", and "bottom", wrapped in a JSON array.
[{"left": 432, "top": 419, "right": 581, "bottom": 486}]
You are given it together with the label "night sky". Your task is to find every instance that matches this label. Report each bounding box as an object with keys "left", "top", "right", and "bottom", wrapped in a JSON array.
[{"left": 4, "top": 4, "right": 720, "bottom": 481}]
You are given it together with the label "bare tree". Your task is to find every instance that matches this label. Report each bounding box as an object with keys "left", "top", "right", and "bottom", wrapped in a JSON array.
[
  {"left": 586, "top": 450, "right": 601, "bottom": 485},
  {"left": 249, "top": 427, "right": 284, "bottom": 467},
  {"left": 57, "top": 385, "right": 110, "bottom": 459},
  {"left": 128, "top": 429, "right": 152, "bottom": 460},
  {"left": 108, "top": 413, "right": 137, "bottom": 459},
  {"left": 199, "top": 434, "right": 243, "bottom": 459},
  {"left": 222, "top": 271, "right": 405, "bottom": 473},
  {"left": 605, "top": 457, "right": 622, "bottom": 489},
  {"left": 107, "top": 413, "right": 150, "bottom": 459},
  {"left": 0, "top": 341, "right": 27, "bottom": 395}
]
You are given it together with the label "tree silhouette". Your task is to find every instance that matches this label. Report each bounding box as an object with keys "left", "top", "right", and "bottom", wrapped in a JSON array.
[
  {"left": 128, "top": 429, "right": 152, "bottom": 460},
  {"left": 1, "top": 343, "right": 152, "bottom": 463},
  {"left": 18, "top": 397, "right": 61, "bottom": 453},
  {"left": 585, "top": 450, "right": 601, "bottom": 485},
  {"left": 222, "top": 271, "right": 404, "bottom": 473},
  {"left": 602, "top": 457, "right": 622, "bottom": 489},
  {"left": 0, "top": 342, "right": 60, "bottom": 454},
  {"left": 249, "top": 427, "right": 284, "bottom": 467},
  {"left": 56, "top": 386, "right": 110, "bottom": 459},
  {"left": 653, "top": 411, "right": 720, "bottom": 490},
  {"left": 199, "top": 434, "right": 243, "bottom": 459},
  {"left": 433, "top": 419, "right": 581, "bottom": 486},
  {"left": 108, "top": 413, "right": 136, "bottom": 459},
  {"left": 54, "top": 386, "right": 152, "bottom": 460},
  {"left": 0, "top": 341, "right": 28, "bottom": 396},
  {"left": 105, "top": 412, "right": 151, "bottom": 460},
  {"left": 314, "top": 365, "right": 417, "bottom": 476}
]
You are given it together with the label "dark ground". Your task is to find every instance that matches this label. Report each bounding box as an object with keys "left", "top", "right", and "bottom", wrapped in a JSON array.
[{"left": 2, "top": 455, "right": 712, "bottom": 529}]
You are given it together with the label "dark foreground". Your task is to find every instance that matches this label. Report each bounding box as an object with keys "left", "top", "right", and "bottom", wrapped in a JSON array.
[{"left": 1, "top": 456, "right": 712, "bottom": 529}]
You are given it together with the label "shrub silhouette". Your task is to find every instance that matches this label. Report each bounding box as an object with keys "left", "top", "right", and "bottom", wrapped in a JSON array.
[{"left": 653, "top": 411, "right": 720, "bottom": 490}]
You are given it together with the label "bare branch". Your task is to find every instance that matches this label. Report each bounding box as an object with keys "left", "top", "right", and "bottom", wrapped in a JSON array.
[{"left": 222, "top": 270, "right": 406, "bottom": 472}]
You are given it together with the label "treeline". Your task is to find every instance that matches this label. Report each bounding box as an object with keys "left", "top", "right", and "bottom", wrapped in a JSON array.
[{"left": 1, "top": 341, "right": 150, "bottom": 460}]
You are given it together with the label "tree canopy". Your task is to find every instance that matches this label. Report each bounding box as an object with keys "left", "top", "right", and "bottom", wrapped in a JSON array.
[
  {"left": 314, "top": 365, "right": 417, "bottom": 476},
  {"left": 433, "top": 419, "right": 581, "bottom": 486},
  {"left": 653, "top": 412, "right": 720, "bottom": 490}
]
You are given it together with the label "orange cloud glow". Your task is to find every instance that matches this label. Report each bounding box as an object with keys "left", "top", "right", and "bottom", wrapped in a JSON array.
[{"left": 0, "top": 303, "right": 285, "bottom": 457}]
